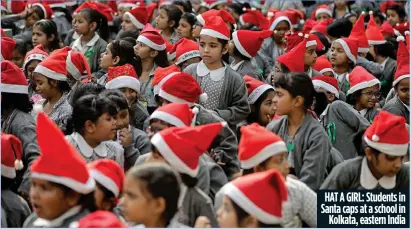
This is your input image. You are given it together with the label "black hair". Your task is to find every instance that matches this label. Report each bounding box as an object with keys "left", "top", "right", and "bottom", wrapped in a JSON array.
[
  {"left": 100, "top": 89, "right": 129, "bottom": 111},
  {"left": 180, "top": 173, "right": 198, "bottom": 188},
  {"left": 160, "top": 4, "right": 183, "bottom": 29},
  {"left": 346, "top": 90, "right": 362, "bottom": 106},
  {"left": 117, "top": 29, "right": 140, "bottom": 41},
  {"left": 312, "top": 91, "right": 329, "bottom": 117},
  {"left": 95, "top": 182, "right": 116, "bottom": 211},
  {"left": 109, "top": 39, "right": 142, "bottom": 76},
  {"left": 14, "top": 40, "right": 31, "bottom": 59},
  {"left": 153, "top": 50, "right": 170, "bottom": 68},
  {"left": 54, "top": 182, "right": 97, "bottom": 213},
  {"left": 173, "top": 0, "right": 192, "bottom": 13},
  {"left": 180, "top": 12, "right": 197, "bottom": 29},
  {"left": 79, "top": 8, "right": 109, "bottom": 42},
  {"left": 127, "top": 163, "right": 181, "bottom": 227},
  {"left": 65, "top": 94, "right": 118, "bottom": 135},
  {"left": 364, "top": 10, "right": 385, "bottom": 24},
  {"left": 332, "top": 1, "right": 352, "bottom": 18},
  {"left": 312, "top": 32, "right": 330, "bottom": 56},
  {"left": 373, "top": 40, "right": 396, "bottom": 59},
  {"left": 246, "top": 89, "right": 275, "bottom": 125},
  {"left": 217, "top": 38, "right": 230, "bottom": 64},
  {"left": 69, "top": 83, "right": 105, "bottom": 107},
  {"left": 122, "top": 37, "right": 137, "bottom": 46},
  {"left": 279, "top": 62, "right": 290, "bottom": 73},
  {"left": 31, "top": 5, "right": 45, "bottom": 20},
  {"left": 386, "top": 5, "right": 407, "bottom": 22},
  {"left": 33, "top": 20, "right": 60, "bottom": 52},
  {"left": 1, "top": 177, "right": 16, "bottom": 190},
  {"left": 46, "top": 78, "right": 71, "bottom": 93},
  {"left": 228, "top": 3, "right": 249, "bottom": 16},
  {"left": 232, "top": 44, "right": 251, "bottom": 61},
  {"left": 1, "top": 92, "right": 33, "bottom": 113},
  {"left": 327, "top": 18, "right": 352, "bottom": 39}
]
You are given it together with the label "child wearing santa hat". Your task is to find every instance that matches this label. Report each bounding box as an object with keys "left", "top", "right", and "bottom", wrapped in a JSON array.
[
  {"left": 312, "top": 4, "right": 332, "bottom": 22},
  {"left": 121, "top": 6, "right": 150, "bottom": 33},
  {"left": 22, "top": 44, "right": 48, "bottom": 101},
  {"left": 32, "top": 19, "right": 60, "bottom": 54},
  {"left": 1, "top": 60, "right": 40, "bottom": 199},
  {"left": 173, "top": 38, "right": 202, "bottom": 70},
  {"left": 177, "top": 13, "right": 197, "bottom": 41},
  {"left": 1, "top": 133, "right": 31, "bottom": 228},
  {"left": 321, "top": 111, "right": 409, "bottom": 190},
  {"left": 23, "top": 113, "right": 96, "bottom": 227},
  {"left": 155, "top": 4, "right": 182, "bottom": 44}
]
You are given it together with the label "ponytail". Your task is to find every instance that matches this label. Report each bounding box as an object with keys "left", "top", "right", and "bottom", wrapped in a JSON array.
[{"left": 79, "top": 8, "right": 109, "bottom": 42}]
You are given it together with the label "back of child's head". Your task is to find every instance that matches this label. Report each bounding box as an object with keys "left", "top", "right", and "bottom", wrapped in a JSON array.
[
  {"left": 33, "top": 19, "right": 60, "bottom": 52},
  {"left": 228, "top": 2, "right": 248, "bottom": 16},
  {"left": 117, "top": 29, "right": 140, "bottom": 41},
  {"left": 127, "top": 163, "right": 181, "bottom": 226},
  {"left": 12, "top": 40, "right": 31, "bottom": 68},
  {"left": 160, "top": 4, "right": 183, "bottom": 29},
  {"left": 110, "top": 39, "right": 142, "bottom": 75},
  {"left": 1, "top": 92, "right": 33, "bottom": 113},
  {"left": 312, "top": 32, "right": 330, "bottom": 56},
  {"left": 327, "top": 18, "right": 352, "bottom": 39},
  {"left": 100, "top": 89, "right": 129, "bottom": 111},
  {"left": 154, "top": 49, "right": 170, "bottom": 68},
  {"left": 232, "top": 44, "right": 251, "bottom": 61},
  {"left": 78, "top": 8, "right": 109, "bottom": 42},
  {"left": 173, "top": 0, "right": 192, "bottom": 13},
  {"left": 180, "top": 12, "right": 197, "bottom": 27},
  {"left": 69, "top": 83, "right": 105, "bottom": 106},
  {"left": 374, "top": 38, "right": 397, "bottom": 60}
]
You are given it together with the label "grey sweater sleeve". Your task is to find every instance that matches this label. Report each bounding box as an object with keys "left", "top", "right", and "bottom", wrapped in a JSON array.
[
  {"left": 332, "top": 102, "right": 369, "bottom": 133},
  {"left": 197, "top": 158, "right": 210, "bottom": 195},
  {"left": 124, "top": 128, "right": 151, "bottom": 169},
  {"left": 194, "top": 189, "right": 218, "bottom": 228},
  {"left": 320, "top": 160, "right": 357, "bottom": 190},
  {"left": 1, "top": 15, "right": 21, "bottom": 28},
  {"left": 356, "top": 56, "right": 382, "bottom": 77}
]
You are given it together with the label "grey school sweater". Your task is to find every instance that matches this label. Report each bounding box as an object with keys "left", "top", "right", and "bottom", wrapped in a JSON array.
[
  {"left": 123, "top": 126, "right": 151, "bottom": 170},
  {"left": 71, "top": 34, "right": 107, "bottom": 77},
  {"left": 267, "top": 113, "right": 331, "bottom": 191},
  {"left": 383, "top": 96, "right": 410, "bottom": 124},
  {"left": 235, "top": 59, "right": 265, "bottom": 81},
  {"left": 23, "top": 206, "right": 89, "bottom": 228},
  {"left": 1, "top": 189, "right": 31, "bottom": 228},
  {"left": 320, "top": 101, "right": 370, "bottom": 160}
]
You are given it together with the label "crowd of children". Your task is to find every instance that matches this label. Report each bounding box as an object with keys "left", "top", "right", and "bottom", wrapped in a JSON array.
[{"left": 1, "top": 0, "right": 410, "bottom": 228}]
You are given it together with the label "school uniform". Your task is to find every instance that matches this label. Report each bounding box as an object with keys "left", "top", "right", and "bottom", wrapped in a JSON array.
[
  {"left": 66, "top": 132, "right": 124, "bottom": 167},
  {"left": 335, "top": 72, "right": 350, "bottom": 95},
  {"left": 356, "top": 56, "right": 383, "bottom": 79},
  {"left": 130, "top": 100, "right": 150, "bottom": 131},
  {"left": 201, "top": 154, "right": 228, "bottom": 201},
  {"left": 378, "top": 57, "right": 397, "bottom": 100},
  {"left": 267, "top": 113, "right": 332, "bottom": 190},
  {"left": 123, "top": 126, "right": 151, "bottom": 169},
  {"left": 1, "top": 15, "right": 32, "bottom": 44},
  {"left": 306, "top": 67, "right": 321, "bottom": 78},
  {"left": 383, "top": 96, "right": 410, "bottom": 124},
  {"left": 2, "top": 109, "right": 40, "bottom": 195},
  {"left": 184, "top": 61, "right": 250, "bottom": 128},
  {"left": 320, "top": 101, "right": 370, "bottom": 160},
  {"left": 1, "top": 189, "right": 31, "bottom": 228},
  {"left": 360, "top": 107, "right": 381, "bottom": 123},
  {"left": 327, "top": 147, "right": 344, "bottom": 177},
  {"left": 23, "top": 206, "right": 90, "bottom": 228},
  {"left": 52, "top": 12, "right": 72, "bottom": 38},
  {"left": 139, "top": 65, "right": 157, "bottom": 114},
  {"left": 321, "top": 157, "right": 410, "bottom": 189},
  {"left": 258, "top": 37, "right": 285, "bottom": 71},
  {"left": 64, "top": 29, "right": 77, "bottom": 47},
  {"left": 254, "top": 52, "right": 270, "bottom": 80},
  {"left": 231, "top": 59, "right": 264, "bottom": 81}
]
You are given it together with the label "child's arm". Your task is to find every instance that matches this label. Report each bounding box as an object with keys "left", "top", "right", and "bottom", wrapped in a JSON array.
[
  {"left": 333, "top": 101, "right": 370, "bottom": 133},
  {"left": 356, "top": 56, "right": 383, "bottom": 78},
  {"left": 320, "top": 160, "right": 356, "bottom": 190}
]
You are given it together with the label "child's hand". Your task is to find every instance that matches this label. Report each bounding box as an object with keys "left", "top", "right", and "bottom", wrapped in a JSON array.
[
  {"left": 119, "top": 127, "right": 132, "bottom": 147},
  {"left": 19, "top": 6, "right": 34, "bottom": 19},
  {"left": 194, "top": 216, "right": 211, "bottom": 228}
]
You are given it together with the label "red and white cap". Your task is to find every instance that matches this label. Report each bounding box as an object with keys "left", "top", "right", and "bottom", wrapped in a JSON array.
[
  {"left": 332, "top": 38, "right": 358, "bottom": 64},
  {"left": 175, "top": 39, "right": 201, "bottom": 65},
  {"left": 366, "top": 11, "right": 386, "bottom": 45},
  {"left": 34, "top": 49, "right": 67, "bottom": 81},
  {"left": 284, "top": 9, "right": 305, "bottom": 29},
  {"left": 137, "top": 24, "right": 166, "bottom": 51},
  {"left": 364, "top": 110, "right": 409, "bottom": 156},
  {"left": 88, "top": 159, "right": 125, "bottom": 197},
  {"left": 268, "top": 11, "right": 291, "bottom": 31},
  {"left": 349, "top": 12, "right": 369, "bottom": 53},
  {"left": 74, "top": 2, "right": 115, "bottom": 26},
  {"left": 284, "top": 32, "right": 323, "bottom": 52},
  {"left": 152, "top": 65, "right": 180, "bottom": 95},
  {"left": 223, "top": 169, "right": 288, "bottom": 225},
  {"left": 200, "top": 16, "right": 230, "bottom": 40},
  {"left": 313, "top": 55, "right": 334, "bottom": 75},
  {"left": 393, "top": 35, "right": 410, "bottom": 87},
  {"left": 240, "top": 8, "right": 269, "bottom": 30},
  {"left": 32, "top": 3, "right": 53, "bottom": 19},
  {"left": 239, "top": 123, "right": 287, "bottom": 169},
  {"left": 1, "top": 60, "right": 28, "bottom": 94},
  {"left": 312, "top": 75, "right": 339, "bottom": 98},
  {"left": 395, "top": 21, "right": 409, "bottom": 36},
  {"left": 67, "top": 49, "right": 91, "bottom": 81},
  {"left": 124, "top": 6, "right": 149, "bottom": 30},
  {"left": 1, "top": 133, "right": 24, "bottom": 179},
  {"left": 312, "top": 4, "right": 332, "bottom": 20},
  {"left": 244, "top": 75, "right": 274, "bottom": 104},
  {"left": 31, "top": 113, "right": 95, "bottom": 194},
  {"left": 197, "top": 9, "right": 235, "bottom": 27},
  {"left": 72, "top": 211, "right": 126, "bottom": 228},
  {"left": 311, "top": 18, "right": 333, "bottom": 36},
  {"left": 23, "top": 44, "right": 48, "bottom": 70},
  {"left": 346, "top": 66, "right": 380, "bottom": 95},
  {"left": 380, "top": 1, "right": 397, "bottom": 16},
  {"left": 151, "top": 122, "right": 225, "bottom": 177},
  {"left": 167, "top": 38, "right": 184, "bottom": 61},
  {"left": 106, "top": 64, "right": 140, "bottom": 93},
  {"left": 1, "top": 37, "right": 16, "bottom": 61},
  {"left": 380, "top": 21, "right": 395, "bottom": 37},
  {"left": 150, "top": 103, "right": 194, "bottom": 127},
  {"left": 277, "top": 35, "right": 308, "bottom": 72},
  {"left": 233, "top": 30, "right": 273, "bottom": 58},
  {"left": 45, "top": 0, "right": 67, "bottom": 8},
  {"left": 159, "top": 72, "right": 207, "bottom": 106},
  {"left": 301, "top": 18, "right": 318, "bottom": 34},
  {"left": 1, "top": 0, "right": 26, "bottom": 14},
  {"left": 118, "top": 0, "right": 138, "bottom": 9},
  {"left": 203, "top": 0, "right": 228, "bottom": 9}
]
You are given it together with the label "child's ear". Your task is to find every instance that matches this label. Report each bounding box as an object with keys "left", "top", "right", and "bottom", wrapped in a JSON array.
[
  {"left": 113, "top": 56, "right": 120, "bottom": 65},
  {"left": 84, "top": 120, "right": 96, "bottom": 134},
  {"left": 49, "top": 79, "right": 58, "bottom": 88},
  {"left": 222, "top": 43, "right": 229, "bottom": 55},
  {"left": 150, "top": 50, "right": 159, "bottom": 58},
  {"left": 294, "top": 95, "right": 305, "bottom": 108},
  {"left": 65, "top": 191, "right": 81, "bottom": 207},
  {"left": 364, "top": 147, "right": 374, "bottom": 161},
  {"left": 168, "top": 20, "right": 175, "bottom": 28},
  {"left": 48, "top": 34, "right": 55, "bottom": 42},
  {"left": 240, "top": 215, "right": 259, "bottom": 228},
  {"left": 152, "top": 196, "right": 166, "bottom": 216},
  {"left": 90, "top": 21, "right": 98, "bottom": 32}
]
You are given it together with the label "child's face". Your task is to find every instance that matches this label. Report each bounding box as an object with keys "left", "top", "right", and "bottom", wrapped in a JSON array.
[
  {"left": 100, "top": 43, "right": 116, "bottom": 70},
  {"left": 217, "top": 196, "right": 239, "bottom": 228},
  {"left": 73, "top": 13, "right": 92, "bottom": 36},
  {"left": 11, "top": 49, "right": 25, "bottom": 68},
  {"left": 94, "top": 184, "right": 112, "bottom": 211},
  {"left": 118, "top": 6, "right": 132, "bottom": 18},
  {"left": 192, "top": 23, "right": 202, "bottom": 39},
  {"left": 272, "top": 87, "right": 300, "bottom": 116},
  {"left": 134, "top": 41, "right": 153, "bottom": 60},
  {"left": 322, "top": 71, "right": 335, "bottom": 77},
  {"left": 25, "top": 11, "right": 40, "bottom": 28},
  {"left": 199, "top": 35, "right": 227, "bottom": 65},
  {"left": 396, "top": 78, "right": 410, "bottom": 105},
  {"left": 366, "top": 150, "right": 403, "bottom": 177},
  {"left": 114, "top": 109, "right": 130, "bottom": 130},
  {"left": 256, "top": 152, "right": 290, "bottom": 177},
  {"left": 304, "top": 45, "right": 318, "bottom": 67},
  {"left": 147, "top": 120, "right": 170, "bottom": 139},
  {"left": 34, "top": 73, "right": 56, "bottom": 99},
  {"left": 386, "top": 9, "right": 400, "bottom": 27},
  {"left": 26, "top": 60, "right": 41, "bottom": 82},
  {"left": 330, "top": 42, "right": 350, "bottom": 66},
  {"left": 32, "top": 26, "right": 49, "bottom": 49},
  {"left": 121, "top": 14, "right": 136, "bottom": 31},
  {"left": 92, "top": 112, "right": 117, "bottom": 141},
  {"left": 273, "top": 21, "right": 290, "bottom": 44},
  {"left": 30, "top": 178, "right": 79, "bottom": 220},
  {"left": 120, "top": 88, "right": 137, "bottom": 105},
  {"left": 155, "top": 9, "right": 171, "bottom": 30},
  {"left": 357, "top": 85, "right": 380, "bottom": 109},
  {"left": 177, "top": 18, "right": 192, "bottom": 39},
  {"left": 316, "top": 13, "right": 331, "bottom": 22},
  {"left": 257, "top": 91, "right": 276, "bottom": 126}
]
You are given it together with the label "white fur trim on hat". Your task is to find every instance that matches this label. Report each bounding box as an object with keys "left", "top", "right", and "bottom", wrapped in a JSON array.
[
  {"left": 224, "top": 182, "right": 283, "bottom": 224},
  {"left": 105, "top": 76, "right": 141, "bottom": 93},
  {"left": 168, "top": 52, "right": 177, "bottom": 61},
  {"left": 175, "top": 50, "right": 201, "bottom": 65},
  {"left": 393, "top": 74, "right": 410, "bottom": 86},
  {"left": 368, "top": 40, "right": 387, "bottom": 45},
  {"left": 158, "top": 88, "right": 194, "bottom": 106},
  {"left": 154, "top": 72, "right": 180, "bottom": 95},
  {"left": 90, "top": 169, "right": 120, "bottom": 197},
  {"left": 34, "top": 65, "right": 67, "bottom": 81},
  {"left": 313, "top": 80, "right": 339, "bottom": 98},
  {"left": 358, "top": 47, "right": 370, "bottom": 53},
  {"left": 23, "top": 53, "right": 48, "bottom": 70},
  {"left": 364, "top": 136, "right": 408, "bottom": 156},
  {"left": 269, "top": 16, "right": 292, "bottom": 31},
  {"left": 248, "top": 84, "right": 274, "bottom": 104},
  {"left": 241, "top": 141, "right": 287, "bottom": 169},
  {"left": 151, "top": 133, "right": 199, "bottom": 177},
  {"left": 319, "top": 68, "right": 334, "bottom": 75},
  {"left": 137, "top": 35, "right": 166, "bottom": 51},
  {"left": 1, "top": 164, "right": 16, "bottom": 179},
  {"left": 196, "top": 15, "right": 205, "bottom": 26},
  {"left": 315, "top": 8, "right": 332, "bottom": 18},
  {"left": 346, "top": 78, "right": 380, "bottom": 95},
  {"left": 334, "top": 39, "right": 357, "bottom": 64},
  {"left": 118, "top": 3, "right": 137, "bottom": 8},
  {"left": 306, "top": 40, "right": 317, "bottom": 47},
  {"left": 31, "top": 172, "right": 95, "bottom": 194},
  {"left": 33, "top": 3, "right": 48, "bottom": 19},
  {"left": 124, "top": 12, "right": 145, "bottom": 30},
  {"left": 1, "top": 83, "right": 28, "bottom": 94},
  {"left": 200, "top": 28, "right": 229, "bottom": 40},
  {"left": 150, "top": 110, "right": 186, "bottom": 127},
  {"left": 66, "top": 52, "right": 81, "bottom": 80},
  {"left": 232, "top": 31, "right": 251, "bottom": 58}
]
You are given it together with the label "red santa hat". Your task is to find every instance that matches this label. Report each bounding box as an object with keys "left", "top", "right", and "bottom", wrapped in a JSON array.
[
  {"left": 239, "top": 123, "right": 287, "bottom": 169},
  {"left": 284, "top": 9, "right": 305, "bottom": 29},
  {"left": 34, "top": 49, "right": 67, "bottom": 81},
  {"left": 268, "top": 11, "right": 291, "bottom": 31},
  {"left": 394, "top": 21, "right": 409, "bottom": 36},
  {"left": 346, "top": 66, "right": 380, "bottom": 95},
  {"left": 118, "top": 0, "right": 138, "bottom": 9},
  {"left": 1, "top": 133, "right": 24, "bottom": 179},
  {"left": 203, "top": 0, "right": 228, "bottom": 9},
  {"left": 240, "top": 8, "right": 269, "bottom": 30},
  {"left": 159, "top": 72, "right": 208, "bottom": 106},
  {"left": 150, "top": 103, "right": 194, "bottom": 127},
  {"left": 332, "top": 38, "right": 358, "bottom": 64},
  {"left": 1, "top": 0, "right": 25, "bottom": 14},
  {"left": 366, "top": 11, "right": 386, "bottom": 45},
  {"left": 1, "top": 60, "right": 28, "bottom": 94},
  {"left": 151, "top": 122, "right": 225, "bottom": 177},
  {"left": 146, "top": 3, "right": 157, "bottom": 22},
  {"left": 223, "top": 169, "right": 288, "bottom": 225},
  {"left": 167, "top": 38, "right": 184, "bottom": 61},
  {"left": 311, "top": 18, "right": 333, "bottom": 36},
  {"left": 153, "top": 65, "right": 181, "bottom": 95},
  {"left": 137, "top": 24, "right": 166, "bottom": 51},
  {"left": 197, "top": 9, "right": 235, "bottom": 27},
  {"left": 313, "top": 55, "right": 334, "bottom": 75},
  {"left": 31, "top": 113, "right": 95, "bottom": 194},
  {"left": 74, "top": 2, "right": 114, "bottom": 26},
  {"left": 72, "top": 211, "right": 126, "bottom": 228},
  {"left": 244, "top": 76, "right": 274, "bottom": 104},
  {"left": 393, "top": 35, "right": 410, "bottom": 87},
  {"left": 380, "top": 21, "right": 395, "bottom": 37},
  {"left": 32, "top": 3, "right": 53, "bottom": 19},
  {"left": 175, "top": 39, "right": 201, "bottom": 65},
  {"left": 22, "top": 44, "right": 49, "bottom": 70},
  {"left": 88, "top": 159, "right": 124, "bottom": 197},
  {"left": 364, "top": 111, "right": 409, "bottom": 156},
  {"left": 200, "top": 16, "right": 230, "bottom": 40},
  {"left": 312, "top": 75, "right": 339, "bottom": 98},
  {"left": 349, "top": 12, "right": 369, "bottom": 53},
  {"left": 301, "top": 18, "right": 318, "bottom": 34},
  {"left": 46, "top": 0, "right": 66, "bottom": 9},
  {"left": 312, "top": 4, "right": 332, "bottom": 20},
  {"left": 380, "top": 1, "right": 397, "bottom": 15},
  {"left": 1, "top": 37, "right": 16, "bottom": 61},
  {"left": 67, "top": 49, "right": 91, "bottom": 81},
  {"left": 284, "top": 32, "right": 323, "bottom": 52},
  {"left": 277, "top": 35, "right": 308, "bottom": 72},
  {"left": 106, "top": 64, "right": 140, "bottom": 93},
  {"left": 124, "top": 6, "right": 149, "bottom": 30},
  {"left": 233, "top": 30, "right": 273, "bottom": 58}
]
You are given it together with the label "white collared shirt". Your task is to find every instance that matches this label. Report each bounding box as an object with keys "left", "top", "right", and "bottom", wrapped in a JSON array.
[
  {"left": 70, "top": 132, "right": 108, "bottom": 158},
  {"left": 196, "top": 61, "right": 226, "bottom": 82},
  {"left": 379, "top": 58, "right": 388, "bottom": 71},
  {"left": 360, "top": 157, "right": 396, "bottom": 189},
  {"left": 71, "top": 33, "right": 100, "bottom": 54},
  {"left": 335, "top": 72, "right": 347, "bottom": 83},
  {"left": 359, "top": 109, "right": 367, "bottom": 117},
  {"left": 230, "top": 60, "right": 244, "bottom": 71},
  {"left": 196, "top": 61, "right": 227, "bottom": 110},
  {"left": 33, "top": 206, "right": 82, "bottom": 228}
]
